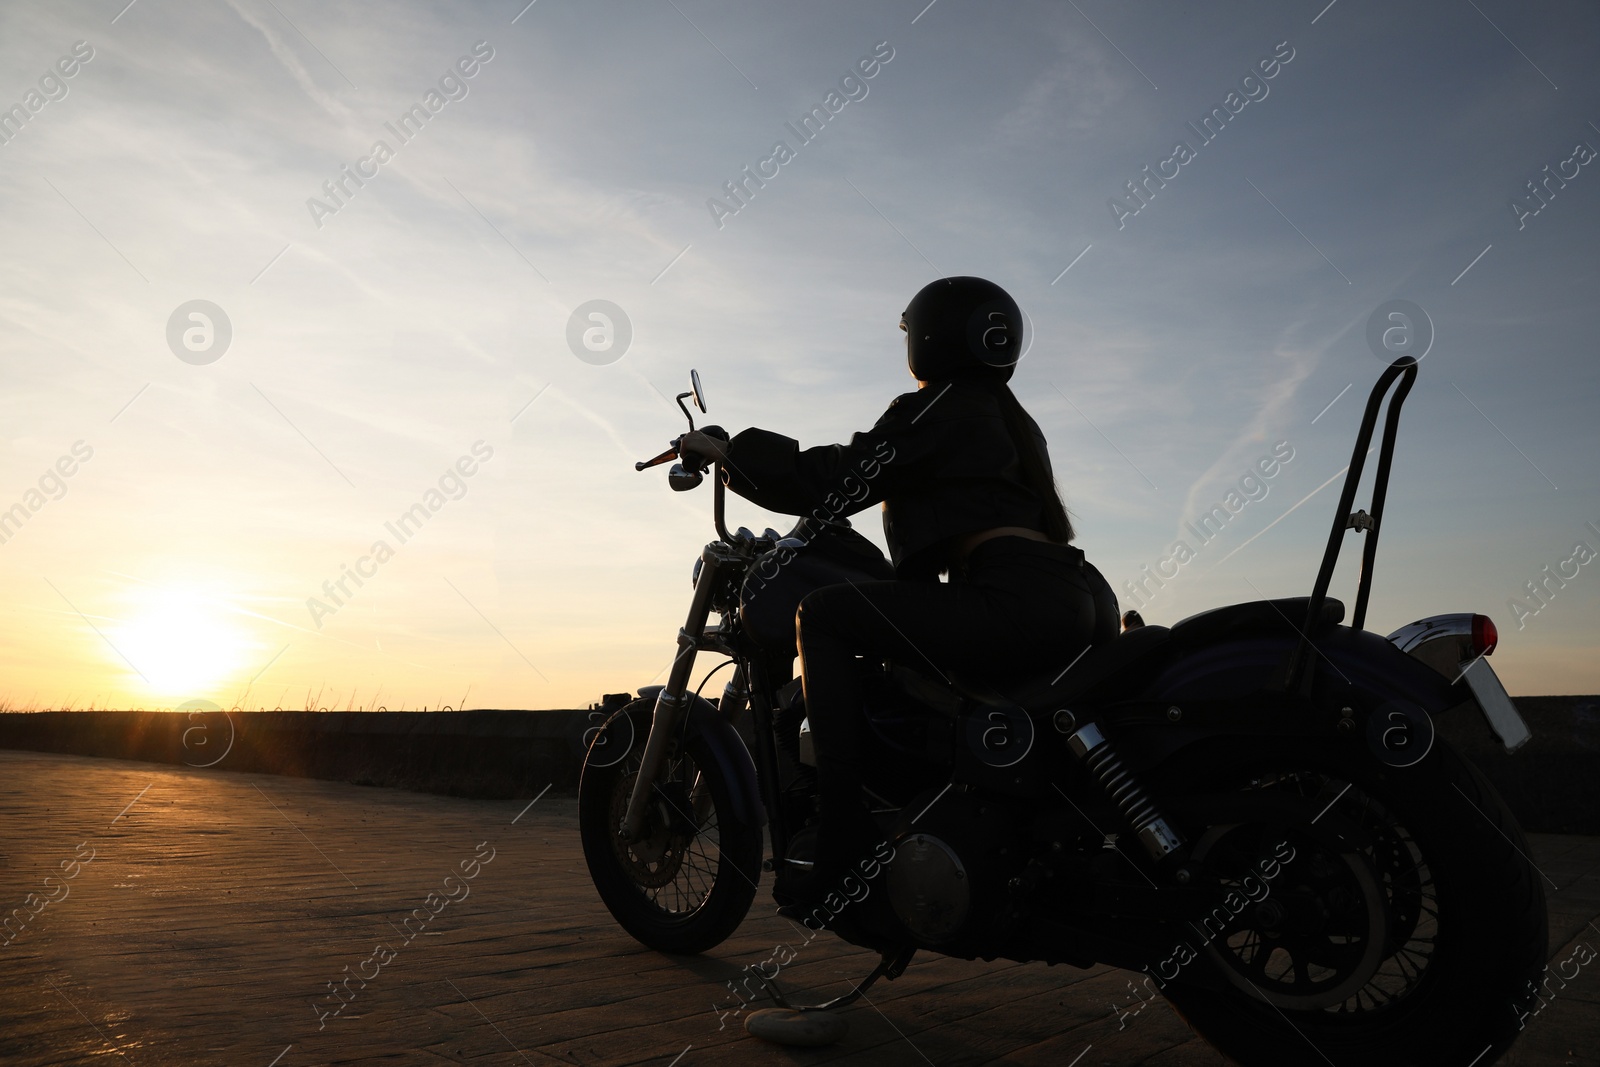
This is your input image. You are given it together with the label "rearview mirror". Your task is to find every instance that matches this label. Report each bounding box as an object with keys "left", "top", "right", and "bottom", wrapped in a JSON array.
[
  {"left": 690, "top": 369, "right": 707, "bottom": 413},
  {"left": 668, "top": 462, "right": 704, "bottom": 492}
]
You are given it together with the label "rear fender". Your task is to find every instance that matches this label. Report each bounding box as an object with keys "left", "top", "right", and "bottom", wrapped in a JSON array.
[
  {"left": 588, "top": 695, "right": 766, "bottom": 830},
  {"left": 1085, "top": 627, "right": 1465, "bottom": 771},
  {"left": 1133, "top": 625, "right": 1459, "bottom": 713}
]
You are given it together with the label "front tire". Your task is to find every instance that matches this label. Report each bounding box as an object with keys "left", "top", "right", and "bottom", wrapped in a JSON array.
[
  {"left": 578, "top": 702, "right": 763, "bottom": 954},
  {"left": 1156, "top": 735, "right": 1546, "bottom": 1066}
]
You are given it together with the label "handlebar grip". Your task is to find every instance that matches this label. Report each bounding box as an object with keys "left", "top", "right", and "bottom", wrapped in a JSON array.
[{"left": 679, "top": 425, "right": 727, "bottom": 471}]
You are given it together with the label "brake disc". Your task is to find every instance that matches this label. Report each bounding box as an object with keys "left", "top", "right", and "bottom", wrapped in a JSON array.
[{"left": 609, "top": 771, "right": 692, "bottom": 889}]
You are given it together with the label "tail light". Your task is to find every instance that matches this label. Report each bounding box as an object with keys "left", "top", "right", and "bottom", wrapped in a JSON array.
[
  {"left": 1471, "top": 614, "right": 1498, "bottom": 657},
  {"left": 1387, "top": 613, "right": 1496, "bottom": 676}
]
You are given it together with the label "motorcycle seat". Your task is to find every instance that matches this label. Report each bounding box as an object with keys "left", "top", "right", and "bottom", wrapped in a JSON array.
[
  {"left": 946, "top": 598, "right": 1345, "bottom": 714},
  {"left": 950, "top": 623, "right": 1175, "bottom": 713}
]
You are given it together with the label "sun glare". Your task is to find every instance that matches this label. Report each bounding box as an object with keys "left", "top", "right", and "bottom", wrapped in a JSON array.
[{"left": 109, "top": 587, "right": 251, "bottom": 701}]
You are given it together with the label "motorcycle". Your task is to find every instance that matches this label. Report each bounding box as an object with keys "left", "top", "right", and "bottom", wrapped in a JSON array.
[{"left": 577, "top": 360, "right": 1548, "bottom": 1064}]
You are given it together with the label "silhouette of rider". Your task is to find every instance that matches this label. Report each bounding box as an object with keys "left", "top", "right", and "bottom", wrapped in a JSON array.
[{"left": 682, "top": 277, "right": 1110, "bottom": 919}]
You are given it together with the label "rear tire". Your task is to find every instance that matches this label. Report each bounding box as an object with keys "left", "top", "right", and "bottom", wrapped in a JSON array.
[
  {"left": 1155, "top": 734, "right": 1546, "bottom": 1066},
  {"left": 578, "top": 702, "right": 763, "bottom": 954}
]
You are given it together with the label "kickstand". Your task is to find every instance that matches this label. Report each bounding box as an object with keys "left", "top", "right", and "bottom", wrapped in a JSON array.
[{"left": 754, "top": 946, "right": 916, "bottom": 1013}]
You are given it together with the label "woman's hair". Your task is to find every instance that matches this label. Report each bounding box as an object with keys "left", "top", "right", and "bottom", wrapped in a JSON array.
[{"left": 990, "top": 382, "right": 1075, "bottom": 543}]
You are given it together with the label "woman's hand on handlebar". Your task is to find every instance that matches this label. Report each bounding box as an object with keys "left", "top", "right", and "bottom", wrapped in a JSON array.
[{"left": 679, "top": 430, "right": 729, "bottom": 465}]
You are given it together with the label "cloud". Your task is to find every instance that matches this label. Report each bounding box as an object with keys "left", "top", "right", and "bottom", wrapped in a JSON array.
[
  {"left": 1171, "top": 321, "right": 1328, "bottom": 541},
  {"left": 995, "top": 28, "right": 1130, "bottom": 144},
  {"left": 222, "top": 0, "right": 355, "bottom": 124}
]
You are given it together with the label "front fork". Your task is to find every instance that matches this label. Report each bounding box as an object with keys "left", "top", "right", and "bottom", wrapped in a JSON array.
[{"left": 618, "top": 546, "right": 724, "bottom": 842}]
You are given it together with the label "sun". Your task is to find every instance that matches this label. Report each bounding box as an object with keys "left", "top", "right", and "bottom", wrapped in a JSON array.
[{"left": 109, "top": 587, "right": 251, "bottom": 701}]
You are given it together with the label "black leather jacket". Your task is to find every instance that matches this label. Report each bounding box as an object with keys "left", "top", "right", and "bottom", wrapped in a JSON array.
[{"left": 724, "top": 381, "right": 1059, "bottom": 579}]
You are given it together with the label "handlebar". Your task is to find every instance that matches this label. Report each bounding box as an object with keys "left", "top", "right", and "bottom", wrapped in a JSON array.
[
  {"left": 634, "top": 425, "right": 727, "bottom": 472},
  {"left": 634, "top": 431, "right": 736, "bottom": 545},
  {"left": 634, "top": 446, "right": 678, "bottom": 472},
  {"left": 712, "top": 465, "right": 733, "bottom": 544}
]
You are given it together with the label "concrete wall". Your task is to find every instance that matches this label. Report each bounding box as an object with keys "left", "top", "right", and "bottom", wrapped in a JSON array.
[
  {"left": 1, "top": 695, "right": 1596, "bottom": 833},
  {"left": 1436, "top": 695, "right": 1600, "bottom": 835},
  {"left": 0, "top": 708, "right": 590, "bottom": 800}
]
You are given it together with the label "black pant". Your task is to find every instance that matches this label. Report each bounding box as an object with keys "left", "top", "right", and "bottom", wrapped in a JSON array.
[{"left": 794, "top": 537, "right": 1101, "bottom": 864}]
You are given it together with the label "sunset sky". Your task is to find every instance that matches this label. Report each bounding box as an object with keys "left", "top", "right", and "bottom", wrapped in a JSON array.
[{"left": 1, "top": 0, "right": 1596, "bottom": 711}]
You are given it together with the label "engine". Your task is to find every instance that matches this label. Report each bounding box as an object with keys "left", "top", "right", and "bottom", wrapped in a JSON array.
[
  {"left": 883, "top": 786, "right": 1030, "bottom": 952},
  {"left": 886, "top": 833, "right": 972, "bottom": 943}
]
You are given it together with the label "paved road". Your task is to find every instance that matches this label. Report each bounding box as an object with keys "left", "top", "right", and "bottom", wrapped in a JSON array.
[{"left": 0, "top": 750, "right": 1596, "bottom": 1066}]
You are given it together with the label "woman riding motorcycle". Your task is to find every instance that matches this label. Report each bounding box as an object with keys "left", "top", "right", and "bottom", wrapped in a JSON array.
[{"left": 681, "top": 276, "right": 1113, "bottom": 917}]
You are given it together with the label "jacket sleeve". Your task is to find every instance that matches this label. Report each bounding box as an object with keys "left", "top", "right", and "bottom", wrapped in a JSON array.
[{"left": 722, "top": 390, "right": 942, "bottom": 519}]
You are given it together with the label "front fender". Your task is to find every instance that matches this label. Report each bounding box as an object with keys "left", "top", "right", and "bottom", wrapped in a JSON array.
[
  {"left": 588, "top": 696, "right": 766, "bottom": 830},
  {"left": 687, "top": 698, "right": 767, "bottom": 830}
]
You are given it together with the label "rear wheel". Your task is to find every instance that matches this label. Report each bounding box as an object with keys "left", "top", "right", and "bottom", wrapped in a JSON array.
[
  {"left": 578, "top": 702, "right": 762, "bottom": 954},
  {"left": 1156, "top": 735, "right": 1546, "bottom": 1066}
]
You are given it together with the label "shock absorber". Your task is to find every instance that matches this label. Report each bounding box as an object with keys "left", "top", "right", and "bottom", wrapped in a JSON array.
[{"left": 1067, "top": 723, "right": 1185, "bottom": 862}]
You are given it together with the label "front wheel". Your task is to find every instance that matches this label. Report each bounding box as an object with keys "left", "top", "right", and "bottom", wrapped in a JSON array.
[
  {"left": 579, "top": 702, "right": 763, "bottom": 954},
  {"left": 1155, "top": 735, "right": 1547, "bottom": 1066}
]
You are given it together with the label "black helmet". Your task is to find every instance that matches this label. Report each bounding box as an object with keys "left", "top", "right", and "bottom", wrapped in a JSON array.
[{"left": 900, "top": 276, "right": 1024, "bottom": 383}]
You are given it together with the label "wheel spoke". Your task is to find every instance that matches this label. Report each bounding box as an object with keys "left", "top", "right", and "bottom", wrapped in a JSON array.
[
  {"left": 1195, "top": 769, "right": 1439, "bottom": 1015},
  {"left": 605, "top": 751, "right": 731, "bottom": 917},
  {"left": 1247, "top": 941, "right": 1276, "bottom": 980},
  {"left": 1291, "top": 953, "right": 1313, "bottom": 990}
]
